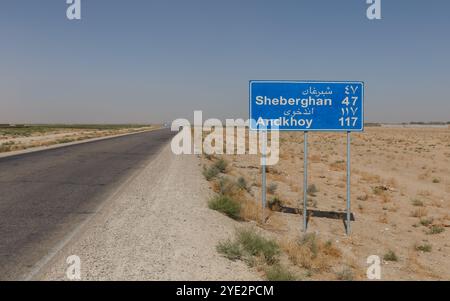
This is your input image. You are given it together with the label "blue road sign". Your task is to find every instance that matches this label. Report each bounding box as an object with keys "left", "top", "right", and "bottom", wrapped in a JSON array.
[{"left": 249, "top": 81, "right": 364, "bottom": 131}]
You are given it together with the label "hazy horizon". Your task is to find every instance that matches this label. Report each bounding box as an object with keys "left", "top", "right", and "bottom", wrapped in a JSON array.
[{"left": 1, "top": 0, "right": 449, "bottom": 124}]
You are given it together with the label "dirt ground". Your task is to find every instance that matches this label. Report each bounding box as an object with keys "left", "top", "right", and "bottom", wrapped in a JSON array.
[
  {"left": 23, "top": 127, "right": 450, "bottom": 281},
  {"left": 206, "top": 126, "right": 450, "bottom": 280},
  {"left": 0, "top": 126, "right": 157, "bottom": 153}
]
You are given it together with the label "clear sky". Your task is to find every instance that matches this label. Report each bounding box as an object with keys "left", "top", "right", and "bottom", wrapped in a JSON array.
[{"left": 0, "top": 0, "right": 449, "bottom": 124}]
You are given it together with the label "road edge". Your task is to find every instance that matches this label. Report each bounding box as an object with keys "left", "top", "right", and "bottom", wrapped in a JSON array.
[
  {"left": 0, "top": 127, "right": 164, "bottom": 159},
  {"left": 21, "top": 130, "right": 174, "bottom": 280}
]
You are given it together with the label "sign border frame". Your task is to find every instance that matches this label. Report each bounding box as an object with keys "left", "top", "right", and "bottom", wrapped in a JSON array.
[{"left": 249, "top": 80, "right": 365, "bottom": 132}]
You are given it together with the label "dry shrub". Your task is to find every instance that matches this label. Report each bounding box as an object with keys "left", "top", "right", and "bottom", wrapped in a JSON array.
[
  {"left": 266, "top": 166, "right": 283, "bottom": 175},
  {"left": 372, "top": 186, "right": 392, "bottom": 203},
  {"left": 208, "top": 195, "right": 241, "bottom": 220},
  {"left": 357, "top": 193, "right": 369, "bottom": 201},
  {"left": 240, "top": 198, "right": 264, "bottom": 222},
  {"left": 378, "top": 213, "right": 388, "bottom": 224},
  {"left": 329, "top": 161, "right": 345, "bottom": 171},
  {"left": 282, "top": 234, "right": 341, "bottom": 273},
  {"left": 411, "top": 208, "right": 428, "bottom": 218},
  {"left": 212, "top": 176, "right": 240, "bottom": 197},
  {"left": 359, "top": 171, "right": 381, "bottom": 183},
  {"left": 385, "top": 177, "right": 398, "bottom": 189}
]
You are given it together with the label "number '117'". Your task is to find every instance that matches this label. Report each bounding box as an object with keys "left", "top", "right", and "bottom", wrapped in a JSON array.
[{"left": 339, "top": 117, "right": 358, "bottom": 127}]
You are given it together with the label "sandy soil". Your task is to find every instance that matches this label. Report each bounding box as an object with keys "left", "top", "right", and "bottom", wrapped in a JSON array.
[
  {"left": 0, "top": 126, "right": 156, "bottom": 153},
  {"left": 209, "top": 127, "right": 450, "bottom": 280},
  {"left": 35, "top": 142, "right": 260, "bottom": 281},
  {"left": 27, "top": 127, "right": 450, "bottom": 281}
]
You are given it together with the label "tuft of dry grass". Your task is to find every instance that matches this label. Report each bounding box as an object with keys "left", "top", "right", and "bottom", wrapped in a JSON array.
[
  {"left": 411, "top": 199, "right": 424, "bottom": 207},
  {"left": 378, "top": 213, "right": 388, "bottom": 224},
  {"left": 357, "top": 193, "right": 369, "bottom": 201},
  {"left": 385, "top": 177, "right": 398, "bottom": 189},
  {"left": 410, "top": 208, "right": 428, "bottom": 218},
  {"left": 240, "top": 198, "right": 266, "bottom": 222},
  {"left": 208, "top": 195, "right": 241, "bottom": 220},
  {"left": 359, "top": 171, "right": 381, "bottom": 183},
  {"left": 267, "top": 182, "right": 278, "bottom": 194},
  {"left": 415, "top": 243, "right": 432, "bottom": 253},
  {"left": 419, "top": 217, "right": 433, "bottom": 227},
  {"left": 432, "top": 178, "right": 440, "bottom": 184},
  {"left": 426, "top": 225, "right": 445, "bottom": 235},
  {"left": 329, "top": 161, "right": 345, "bottom": 171},
  {"left": 212, "top": 176, "right": 240, "bottom": 196},
  {"left": 383, "top": 250, "right": 399, "bottom": 262},
  {"left": 265, "top": 264, "right": 298, "bottom": 281},
  {"left": 335, "top": 266, "right": 354, "bottom": 281},
  {"left": 282, "top": 234, "right": 341, "bottom": 273}
]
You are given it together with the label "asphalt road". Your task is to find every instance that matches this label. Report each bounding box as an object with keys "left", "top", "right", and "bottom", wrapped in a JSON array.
[{"left": 0, "top": 128, "right": 175, "bottom": 280}]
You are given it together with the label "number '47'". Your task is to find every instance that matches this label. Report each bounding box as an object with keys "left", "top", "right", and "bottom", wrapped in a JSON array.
[
  {"left": 342, "top": 96, "right": 358, "bottom": 106},
  {"left": 339, "top": 117, "right": 358, "bottom": 127}
]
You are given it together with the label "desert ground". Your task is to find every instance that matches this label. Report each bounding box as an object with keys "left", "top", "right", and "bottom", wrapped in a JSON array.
[
  {"left": 202, "top": 126, "right": 450, "bottom": 280},
  {"left": 10, "top": 126, "right": 449, "bottom": 281},
  {"left": 0, "top": 124, "right": 157, "bottom": 154}
]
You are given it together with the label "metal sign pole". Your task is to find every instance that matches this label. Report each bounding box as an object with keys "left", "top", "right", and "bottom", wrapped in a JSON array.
[
  {"left": 303, "top": 131, "right": 308, "bottom": 232},
  {"left": 346, "top": 131, "right": 351, "bottom": 235},
  {"left": 261, "top": 130, "right": 267, "bottom": 224}
]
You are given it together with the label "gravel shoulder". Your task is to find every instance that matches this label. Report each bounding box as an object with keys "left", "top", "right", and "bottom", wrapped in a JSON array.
[{"left": 36, "top": 142, "right": 260, "bottom": 280}]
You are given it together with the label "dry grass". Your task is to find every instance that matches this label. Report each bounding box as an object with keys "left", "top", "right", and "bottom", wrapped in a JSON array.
[
  {"left": 406, "top": 251, "right": 441, "bottom": 279},
  {"left": 411, "top": 208, "right": 428, "bottom": 218},
  {"left": 358, "top": 171, "right": 381, "bottom": 183},
  {"left": 378, "top": 213, "right": 388, "bottom": 224},
  {"left": 202, "top": 127, "right": 450, "bottom": 280},
  {"left": 329, "top": 161, "right": 345, "bottom": 171},
  {"left": 282, "top": 233, "right": 341, "bottom": 273},
  {"left": 240, "top": 198, "right": 264, "bottom": 222}
]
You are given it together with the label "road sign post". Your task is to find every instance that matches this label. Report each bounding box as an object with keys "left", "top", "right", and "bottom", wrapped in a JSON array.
[
  {"left": 347, "top": 131, "right": 351, "bottom": 235},
  {"left": 261, "top": 130, "right": 267, "bottom": 224},
  {"left": 250, "top": 81, "right": 364, "bottom": 235},
  {"left": 303, "top": 131, "right": 308, "bottom": 232}
]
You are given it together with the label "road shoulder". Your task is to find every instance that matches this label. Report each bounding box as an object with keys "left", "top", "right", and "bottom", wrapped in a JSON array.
[{"left": 35, "top": 143, "right": 261, "bottom": 280}]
